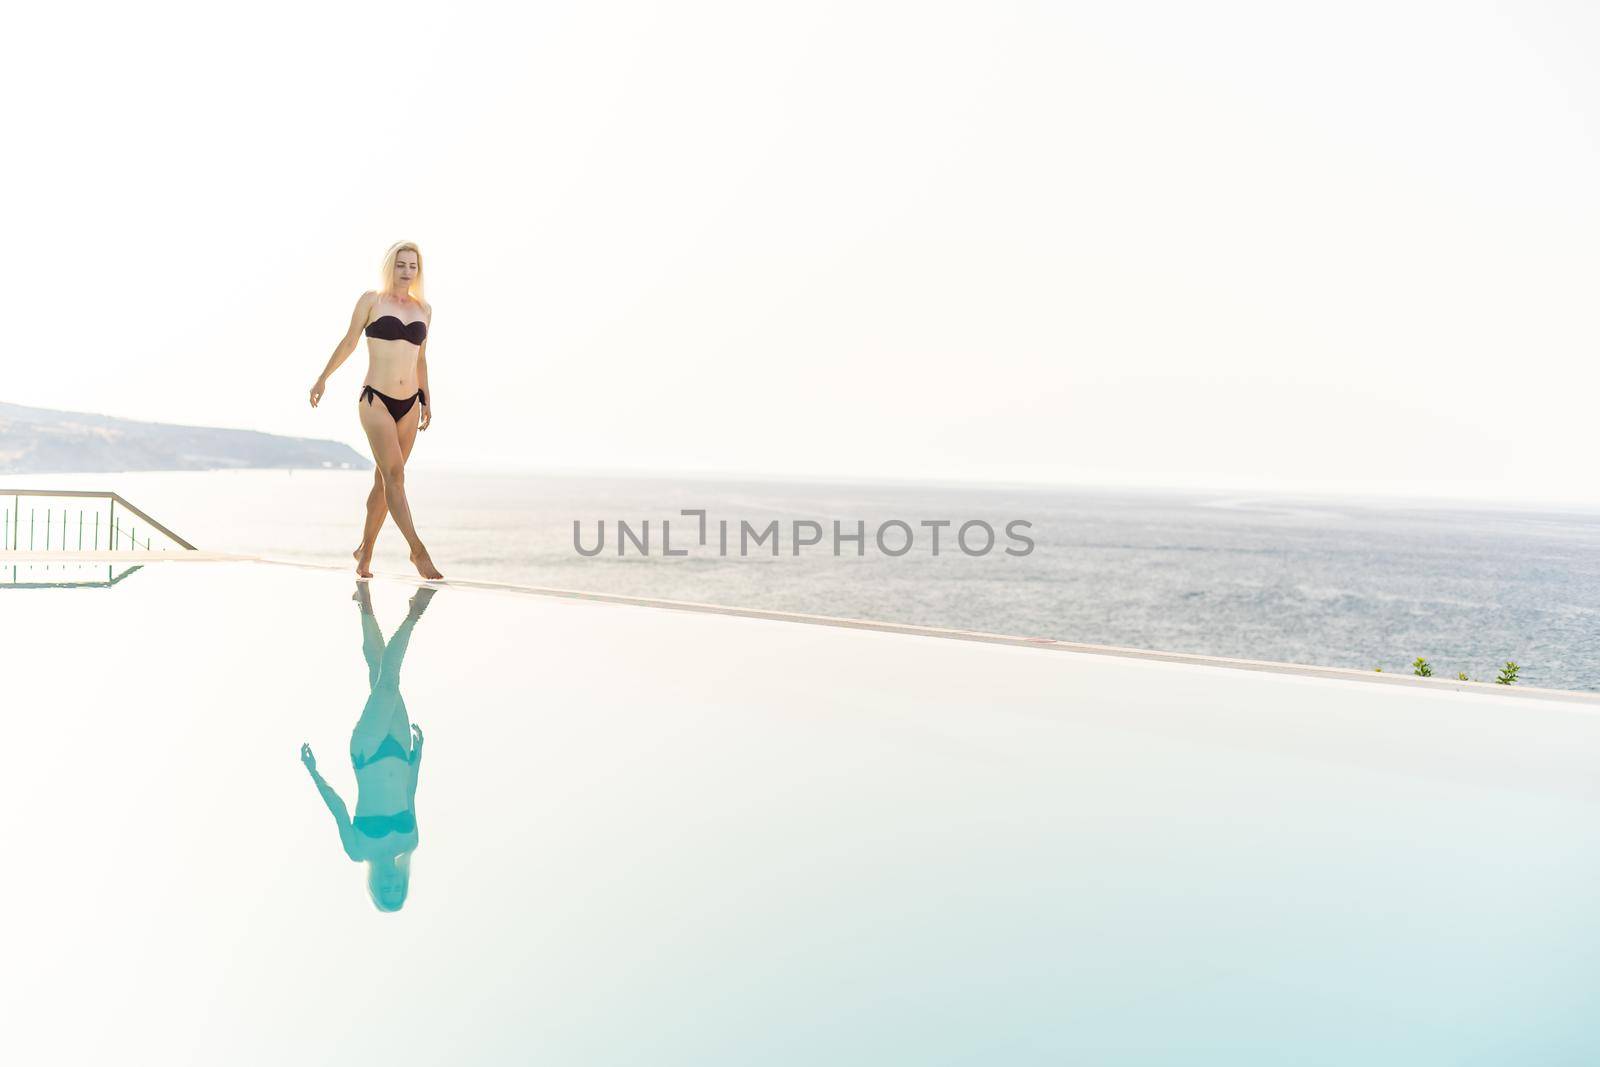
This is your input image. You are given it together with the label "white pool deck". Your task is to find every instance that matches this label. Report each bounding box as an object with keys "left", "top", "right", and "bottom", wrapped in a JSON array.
[{"left": 3, "top": 550, "right": 1598, "bottom": 1063}]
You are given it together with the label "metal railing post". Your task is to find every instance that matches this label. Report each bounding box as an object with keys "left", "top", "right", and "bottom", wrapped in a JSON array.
[{"left": 0, "top": 490, "right": 195, "bottom": 553}]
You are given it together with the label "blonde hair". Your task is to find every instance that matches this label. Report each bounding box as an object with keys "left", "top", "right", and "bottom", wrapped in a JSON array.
[{"left": 379, "top": 241, "right": 426, "bottom": 302}]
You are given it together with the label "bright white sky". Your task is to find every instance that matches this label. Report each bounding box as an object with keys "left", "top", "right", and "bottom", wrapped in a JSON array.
[{"left": 3, "top": 0, "right": 1597, "bottom": 504}]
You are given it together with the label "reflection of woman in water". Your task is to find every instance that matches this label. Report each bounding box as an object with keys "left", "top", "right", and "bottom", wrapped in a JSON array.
[{"left": 301, "top": 582, "right": 436, "bottom": 911}]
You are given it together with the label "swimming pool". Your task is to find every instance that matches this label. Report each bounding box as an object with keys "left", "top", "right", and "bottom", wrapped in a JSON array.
[{"left": 3, "top": 557, "right": 1596, "bottom": 1063}]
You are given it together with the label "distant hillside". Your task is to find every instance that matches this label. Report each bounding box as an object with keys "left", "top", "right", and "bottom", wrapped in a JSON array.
[{"left": 0, "top": 400, "right": 369, "bottom": 474}]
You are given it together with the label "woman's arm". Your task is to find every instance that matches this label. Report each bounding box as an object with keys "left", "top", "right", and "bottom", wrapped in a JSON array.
[
  {"left": 416, "top": 301, "right": 432, "bottom": 430},
  {"left": 302, "top": 743, "right": 358, "bottom": 859},
  {"left": 309, "top": 291, "right": 377, "bottom": 407},
  {"left": 407, "top": 723, "right": 424, "bottom": 808}
]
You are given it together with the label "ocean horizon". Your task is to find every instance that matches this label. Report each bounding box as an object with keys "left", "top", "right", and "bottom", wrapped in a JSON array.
[{"left": 5, "top": 466, "right": 1597, "bottom": 693}]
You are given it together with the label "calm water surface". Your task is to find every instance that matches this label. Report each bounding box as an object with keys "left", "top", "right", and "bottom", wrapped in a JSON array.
[{"left": 7, "top": 467, "right": 1600, "bottom": 690}]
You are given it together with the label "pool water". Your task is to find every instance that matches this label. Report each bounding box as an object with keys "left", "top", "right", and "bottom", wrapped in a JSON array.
[{"left": 2, "top": 558, "right": 1597, "bottom": 1064}]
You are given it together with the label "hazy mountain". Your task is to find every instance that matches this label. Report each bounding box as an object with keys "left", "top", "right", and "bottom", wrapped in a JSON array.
[{"left": 0, "top": 400, "right": 369, "bottom": 474}]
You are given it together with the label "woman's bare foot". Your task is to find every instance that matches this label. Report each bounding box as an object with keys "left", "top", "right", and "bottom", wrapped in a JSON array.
[
  {"left": 352, "top": 583, "right": 375, "bottom": 612},
  {"left": 409, "top": 547, "right": 443, "bottom": 580},
  {"left": 353, "top": 543, "right": 374, "bottom": 578}
]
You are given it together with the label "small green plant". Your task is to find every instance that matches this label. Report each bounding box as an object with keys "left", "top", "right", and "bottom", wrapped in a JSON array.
[{"left": 1374, "top": 657, "right": 1520, "bottom": 685}]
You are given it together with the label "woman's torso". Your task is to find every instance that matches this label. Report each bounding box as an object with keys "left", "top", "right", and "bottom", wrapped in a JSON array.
[
  {"left": 362, "top": 293, "right": 429, "bottom": 397},
  {"left": 352, "top": 757, "right": 411, "bottom": 810},
  {"left": 349, "top": 750, "right": 417, "bottom": 852}
]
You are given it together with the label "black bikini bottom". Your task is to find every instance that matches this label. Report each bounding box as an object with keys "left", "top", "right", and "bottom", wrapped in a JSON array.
[{"left": 361, "top": 385, "right": 426, "bottom": 422}]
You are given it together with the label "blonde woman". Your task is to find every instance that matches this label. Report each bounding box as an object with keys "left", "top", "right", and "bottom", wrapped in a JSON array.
[{"left": 310, "top": 240, "right": 443, "bottom": 580}]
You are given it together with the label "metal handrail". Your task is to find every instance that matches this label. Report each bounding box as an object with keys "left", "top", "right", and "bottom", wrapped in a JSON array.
[
  {"left": 2, "top": 563, "right": 145, "bottom": 587},
  {"left": 0, "top": 489, "right": 197, "bottom": 551}
]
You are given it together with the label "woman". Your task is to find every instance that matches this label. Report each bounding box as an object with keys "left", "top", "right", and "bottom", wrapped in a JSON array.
[
  {"left": 301, "top": 582, "right": 436, "bottom": 911},
  {"left": 309, "top": 240, "right": 443, "bottom": 580}
]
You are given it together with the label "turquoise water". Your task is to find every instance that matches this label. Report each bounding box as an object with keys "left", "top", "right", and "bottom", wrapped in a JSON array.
[{"left": 2, "top": 558, "right": 1597, "bottom": 1062}]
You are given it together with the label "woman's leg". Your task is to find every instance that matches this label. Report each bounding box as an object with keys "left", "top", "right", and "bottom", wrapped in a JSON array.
[
  {"left": 386, "top": 691, "right": 415, "bottom": 752},
  {"left": 350, "top": 584, "right": 434, "bottom": 760},
  {"left": 354, "top": 401, "right": 422, "bottom": 574},
  {"left": 357, "top": 395, "right": 442, "bottom": 580},
  {"left": 356, "top": 613, "right": 426, "bottom": 757},
  {"left": 351, "top": 675, "right": 402, "bottom": 761},
  {"left": 375, "top": 603, "right": 424, "bottom": 689},
  {"left": 354, "top": 469, "right": 384, "bottom": 577},
  {"left": 354, "top": 580, "right": 385, "bottom": 690},
  {"left": 376, "top": 612, "right": 423, "bottom": 741}
]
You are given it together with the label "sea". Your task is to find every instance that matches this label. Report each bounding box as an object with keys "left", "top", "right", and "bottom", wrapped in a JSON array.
[{"left": 6, "top": 467, "right": 1600, "bottom": 693}]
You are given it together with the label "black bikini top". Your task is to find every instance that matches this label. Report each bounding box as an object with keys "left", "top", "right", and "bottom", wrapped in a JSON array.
[{"left": 365, "top": 314, "right": 428, "bottom": 345}]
